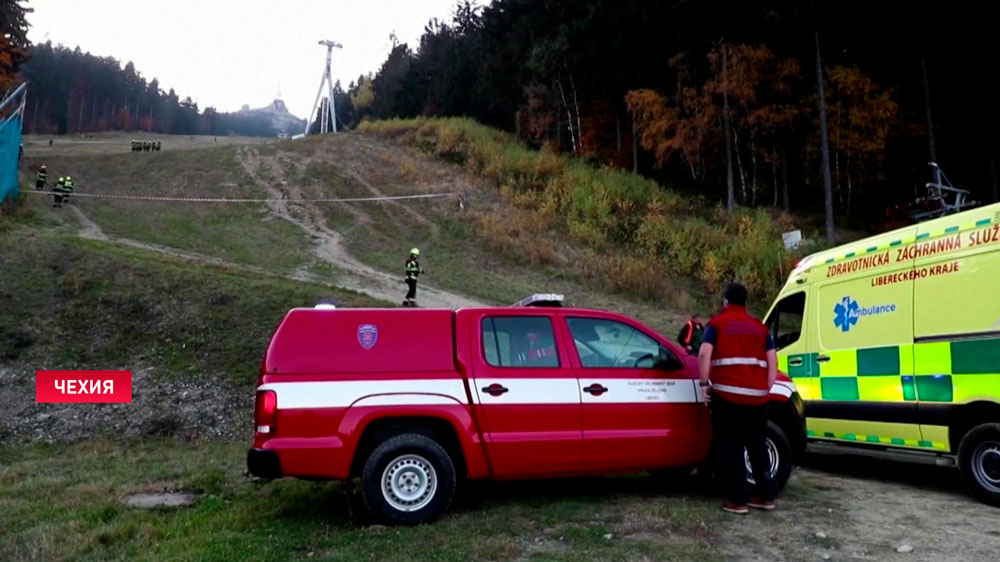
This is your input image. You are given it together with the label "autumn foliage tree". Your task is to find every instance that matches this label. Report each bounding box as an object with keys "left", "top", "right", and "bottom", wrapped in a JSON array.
[
  {"left": 0, "top": 0, "right": 29, "bottom": 92},
  {"left": 821, "top": 65, "right": 901, "bottom": 213},
  {"left": 627, "top": 44, "right": 804, "bottom": 209}
]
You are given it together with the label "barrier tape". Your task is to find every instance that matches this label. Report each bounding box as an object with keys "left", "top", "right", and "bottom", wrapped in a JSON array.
[{"left": 23, "top": 190, "right": 460, "bottom": 204}]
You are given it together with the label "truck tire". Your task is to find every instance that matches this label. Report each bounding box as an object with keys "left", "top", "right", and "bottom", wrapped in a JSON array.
[
  {"left": 958, "top": 423, "right": 1000, "bottom": 507},
  {"left": 745, "top": 421, "right": 794, "bottom": 493},
  {"left": 361, "top": 433, "right": 457, "bottom": 525}
]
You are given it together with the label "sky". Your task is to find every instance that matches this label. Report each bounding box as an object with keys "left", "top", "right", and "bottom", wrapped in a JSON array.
[{"left": 24, "top": 0, "right": 466, "bottom": 120}]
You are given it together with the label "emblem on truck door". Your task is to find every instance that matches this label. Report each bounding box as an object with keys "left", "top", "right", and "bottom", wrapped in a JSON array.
[{"left": 358, "top": 324, "right": 379, "bottom": 349}]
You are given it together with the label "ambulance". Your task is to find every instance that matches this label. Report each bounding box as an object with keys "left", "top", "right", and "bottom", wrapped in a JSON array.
[{"left": 765, "top": 201, "right": 1000, "bottom": 506}]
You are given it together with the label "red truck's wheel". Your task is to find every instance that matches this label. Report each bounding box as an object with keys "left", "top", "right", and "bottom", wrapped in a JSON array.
[
  {"left": 361, "top": 433, "right": 457, "bottom": 525},
  {"left": 697, "top": 420, "right": 793, "bottom": 494},
  {"left": 744, "top": 421, "right": 793, "bottom": 492}
]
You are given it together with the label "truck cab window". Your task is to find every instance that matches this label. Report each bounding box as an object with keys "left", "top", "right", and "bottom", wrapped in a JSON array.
[
  {"left": 766, "top": 292, "right": 806, "bottom": 350},
  {"left": 482, "top": 316, "right": 560, "bottom": 367},
  {"left": 566, "top": 317, "right": 661, "bottom": 368}
]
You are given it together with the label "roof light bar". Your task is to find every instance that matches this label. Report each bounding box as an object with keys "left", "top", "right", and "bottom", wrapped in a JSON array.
[{"left": 511, "top": 293, "right": 565, "bottom": 307}]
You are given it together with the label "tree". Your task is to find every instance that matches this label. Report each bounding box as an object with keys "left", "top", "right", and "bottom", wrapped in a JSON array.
[
  {"left": 719, "top": 42, "right": 736, "bottom": 209},
  {"left": 815, "top": 31, "right": 836, "bottom": 244},
  {"left": 0, "top": 0, "right": 30, "bottom": 90},
  {"left": 823, "top": 65, "right": 900, "bottom": 213},
  {"left": 19, "top": 42, "right": 281, "bottom": 137}
]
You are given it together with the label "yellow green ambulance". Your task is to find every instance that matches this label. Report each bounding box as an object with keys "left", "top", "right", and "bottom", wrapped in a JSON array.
[{"left": 764, "top": 201, "right": 1000, "bottom": 506}]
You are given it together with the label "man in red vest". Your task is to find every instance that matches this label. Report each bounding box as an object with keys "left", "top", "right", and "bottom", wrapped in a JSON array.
[
  {"left": 677, "top": 313, "right": 704, "bottom": 355},
  {"left": 698, "top": 282, "right": 778, "bottom": 514}
]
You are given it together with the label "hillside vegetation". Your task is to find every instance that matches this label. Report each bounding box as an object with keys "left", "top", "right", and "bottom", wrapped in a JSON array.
[{"left": 362, "top": 118, "right": 801, "bottom": 304}]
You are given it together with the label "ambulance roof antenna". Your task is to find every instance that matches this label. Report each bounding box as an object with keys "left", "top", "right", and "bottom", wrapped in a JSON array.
[{"left": 305, "top": 39, "right": 343, "bottom": 136}]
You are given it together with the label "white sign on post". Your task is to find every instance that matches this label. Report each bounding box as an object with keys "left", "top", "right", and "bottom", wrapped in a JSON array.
[{"left": 782, "top": 230, "right": 803, "bottom": 250}]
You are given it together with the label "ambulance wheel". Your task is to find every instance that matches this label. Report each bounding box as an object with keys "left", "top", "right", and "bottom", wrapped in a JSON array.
[
  {"left": 745, "top": 421, "right": 793, "bottom": 493},
  {"left": 361, "top": 433, "right": 457, "bottom": 525},
  {"left": 958, "top": 423, "right": 1000, "bottom": 507}
]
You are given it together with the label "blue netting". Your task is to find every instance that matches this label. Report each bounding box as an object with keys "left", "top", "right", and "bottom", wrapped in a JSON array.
[{"left": 0, "top": 111, "right": 23, "bottom": 202}]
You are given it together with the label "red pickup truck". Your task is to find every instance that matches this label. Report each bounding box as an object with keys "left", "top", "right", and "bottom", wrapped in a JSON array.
[{"left": 247, "top": 295, "right": 805, "bottom": 525}]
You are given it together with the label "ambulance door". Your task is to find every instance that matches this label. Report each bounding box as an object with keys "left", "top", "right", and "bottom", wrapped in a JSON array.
[
  {"left": 809, "top": 227, "right": 921, "bottom": 447},
  {"left": 765, "top": 291, "right": 815, "bottom": 399},
  {"left": 912, "top": 208, "right": 1000, "bottom": 452}
]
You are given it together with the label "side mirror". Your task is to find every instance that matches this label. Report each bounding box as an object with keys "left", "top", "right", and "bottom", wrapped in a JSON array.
[{"left": 655, "top": 346, "right": 683, "bottom": 371}]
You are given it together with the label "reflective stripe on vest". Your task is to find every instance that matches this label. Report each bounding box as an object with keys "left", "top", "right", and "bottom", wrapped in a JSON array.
[
  {"left": 711, "top": 357, "right": 768, "bottom": 368},
  {"left": 711, "top": 383, "right": 769, "bottom": 397}
]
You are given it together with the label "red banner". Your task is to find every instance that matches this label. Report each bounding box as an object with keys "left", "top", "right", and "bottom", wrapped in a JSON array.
[{"left": 35, "top": 371, "right": 132, "bottom": 403}]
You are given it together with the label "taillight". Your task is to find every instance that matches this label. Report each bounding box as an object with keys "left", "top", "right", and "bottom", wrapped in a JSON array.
[{"left": 255, "top": 390, "right": 277, "bottom": 434}]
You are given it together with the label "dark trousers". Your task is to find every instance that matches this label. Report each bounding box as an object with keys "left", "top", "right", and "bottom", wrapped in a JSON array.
[
  {"left": 405, "top": 278, "right": 417, "bottom": 300},
  {"left": 709, "top": 394, "right": 773, "bottom": 505}
]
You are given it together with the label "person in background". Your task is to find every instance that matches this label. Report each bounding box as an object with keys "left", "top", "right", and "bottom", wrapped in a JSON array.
[
  {"left": 677, "top": 313, "right": 704, "bottom": 355},
  {"left": 35, "top": 165, "right": 48, "bottom": 190},
  {"left": 62, "top": 175, "right": 75, "bottom": 203},
  {"left": 698, "top": 282, "right": 778, "bottom": 515},
  {"left": 403, "top": 248, "right": 424, "bottom": 307},
  {"left": 53, "top": 176, "right": 66, "bottom": 207}
]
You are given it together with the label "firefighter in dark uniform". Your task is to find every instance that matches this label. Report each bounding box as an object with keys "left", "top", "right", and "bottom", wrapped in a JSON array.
[
  {"left": 698, "top": 282, "right": 778, "bottom": 515},
  {"left": 35, "top": 165, "right": 48, "bottom": 190},
  {"left": 403, "top": 248, "right": 424, "bottom": 307},
  {"left": 678, "top": 313, "right": 705, "bottom": 355}
]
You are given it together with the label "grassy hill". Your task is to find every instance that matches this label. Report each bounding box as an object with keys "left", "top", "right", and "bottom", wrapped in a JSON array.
[{"left": 4, "top": 129, "right": 997, "bottom": 562}]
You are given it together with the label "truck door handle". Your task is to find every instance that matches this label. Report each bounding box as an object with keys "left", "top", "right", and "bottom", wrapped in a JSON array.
[
  {"left": 481, "top": 383, "right": 509, "bottom": 396},
  {"left": 583, "top": 384, "right": 609, "bottom": 396},
  {"left": 816, "top": 355, "right": 831, "bottom": 363},
  {"left": 788, "top": 358, "right": 804, "bottom": 367}
]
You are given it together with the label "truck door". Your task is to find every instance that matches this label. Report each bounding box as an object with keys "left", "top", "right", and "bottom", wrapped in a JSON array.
[
  {"left": 472, "top": 314, "right": 583, "bottom": 477},
  {"left": 810, "top": 228, "right": 921, "bottom": 447},
  {"left": 563, "top": 315, "right": 707, "bottom": 472}
]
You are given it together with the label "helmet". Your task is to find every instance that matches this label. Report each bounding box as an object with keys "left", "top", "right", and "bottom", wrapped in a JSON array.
[
  {"left": 410, "top": 248, "right": 420, "bottom": 256},
  {"left": 66, "top": 176, "right": 72, "bottom": 180},
  {"left": 58, "top": 176, "right": 64, "bottom": 181},
  {"left": 40, "top": 165, "right": 46, "bottom": 169}
]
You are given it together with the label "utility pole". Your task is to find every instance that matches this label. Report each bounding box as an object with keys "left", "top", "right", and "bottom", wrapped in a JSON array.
[{"left": 306, "top": 39, "right": 343, "bottom": 136}]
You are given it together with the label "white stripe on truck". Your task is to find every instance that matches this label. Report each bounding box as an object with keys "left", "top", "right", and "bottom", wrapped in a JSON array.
[
  {"left": 578, "top": 378, "right": 699, "bottom": 404},
  {"left": 258, "top": 379, "right": 469, "bottom": 409},
  {"left": 472, "top": 378, "right": 581, "bottom": 405},
  {"left": 258, "top": 378, "right": 797, "bottom": 409}
]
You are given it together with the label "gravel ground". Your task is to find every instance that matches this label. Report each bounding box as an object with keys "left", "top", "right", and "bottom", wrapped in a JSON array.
[{"left": 0, "top": 366, "right": 252, "bottom": 444}]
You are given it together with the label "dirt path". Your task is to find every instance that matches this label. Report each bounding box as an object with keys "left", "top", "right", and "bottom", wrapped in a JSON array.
[
  {"left": 710, "top": 450, "right": 1000, "bottom": 561},
  {"left": 236, "top": 147, "right": 485, "bottom": 309}
]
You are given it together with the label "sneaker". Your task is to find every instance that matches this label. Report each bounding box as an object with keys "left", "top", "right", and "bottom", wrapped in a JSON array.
[
  {"left": 748, "top": 498, "right": 775, "bottom": 511},
  {"left": 722, "top": 502, "right": 749, "bottom": 515}
]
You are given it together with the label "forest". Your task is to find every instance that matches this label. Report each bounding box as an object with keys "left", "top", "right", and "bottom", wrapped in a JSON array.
[
  {"left": 16, "top": 42, "right": 279, "bottom": 138},
  {"left": 5, "top": 0, "right": 999, "bottom": 227},
  {"left": 358, "top": 0, "right": 999, "bottom": 227}
]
